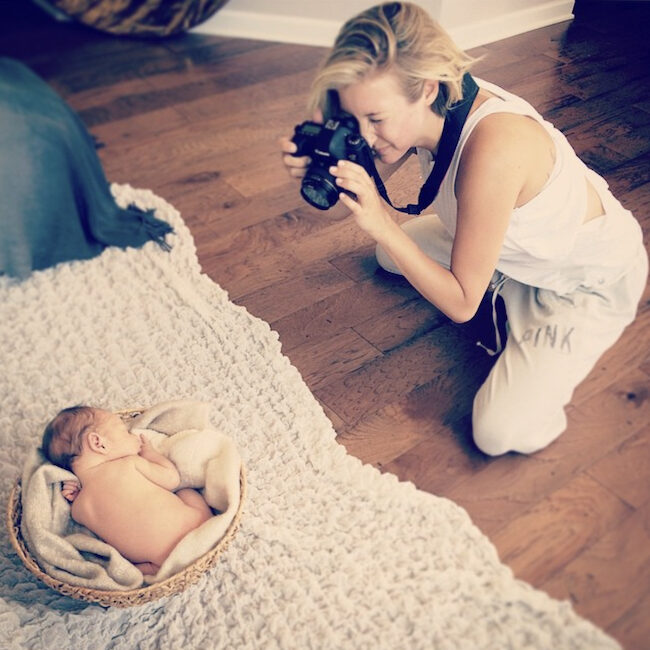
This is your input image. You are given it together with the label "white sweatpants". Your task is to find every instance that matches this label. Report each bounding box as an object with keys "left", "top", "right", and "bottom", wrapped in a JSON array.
[{"left": 376, "top": 214, "right": 648, "bottom": 455}]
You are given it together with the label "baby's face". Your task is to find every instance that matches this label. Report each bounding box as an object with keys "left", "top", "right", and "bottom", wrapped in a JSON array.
[{"left": 94, "top": 409, "right": 141, "bottom": 457}]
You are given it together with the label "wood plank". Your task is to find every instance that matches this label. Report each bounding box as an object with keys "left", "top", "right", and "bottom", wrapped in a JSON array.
[
  {"left": 566, "top": 109, "right": 650, "bottom": 161},
  {"left": 329, "top": 245, "right": 382, "bottom": 282},
  {"left": 472, "top": 22, "right": 573, "bottom": 66},
  {"left": 541, "top": 501, "right": 650, "bottom": 632},
  {"left": 604, "top": 152, "right": 650, "bottom": 198},
  {"left": 491, "top": 474, "right": 632, "bottom": 585},
  {"left": 287, "top": 328, "right": 382, "bottom": 392},
  {"left": 90, "top": 106, "right": 190, "bottom": 150},
  {"left": 336, "top": 410, "right": 444, "bottom": 470},
  {"left": 473, "top": 53, "right": 564, "bottom": 90},
  {"left": 508, "top": 76, "right": 581, "bottom": 118},
  {"left": 607, "top": 587, "right": 650, "bottom": 650},
  {"left": 547, "top": 84, "right": 650, "bottom": 132},
  {"left": 199, "top": 208, "right": 366, "bottom": 299},
  {"left": 271, "top": 276, "right": 422, "bottom": 353},
  {"left": 587, "top": 425, "right": 650, "bottom": 509},
  {"left": 314, "top": 322, "right": 487, "bottom": 426},
  {"left": 558, "top": 53, "right": 648, "bottom": 102},
  {"left": 235, "top": 259, "right": 355, "bottom": 323},
  {"left": 293, "top": 214, "right": 378, "bottom": 266},
  {"left": 339, "top": 362, "right": 492, "bottom": 470},
  {"left": 353, "top": 296, "right": 448, "bottom": 353},
  {"left": 171, "top": 66, "right": 318, "bottom": 124}
]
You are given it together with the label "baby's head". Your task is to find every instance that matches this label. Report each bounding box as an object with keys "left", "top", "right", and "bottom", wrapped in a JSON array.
[
  {"left": 42, "top": 406, "right": 99, "bottom": 471},
  {"left": 42, "top": 406, "right": 138, "bottom": 471}
]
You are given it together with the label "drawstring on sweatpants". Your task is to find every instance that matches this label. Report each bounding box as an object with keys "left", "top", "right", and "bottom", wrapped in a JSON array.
[{"left": 476, "top": 273, "right": 509, "bottom": 356}]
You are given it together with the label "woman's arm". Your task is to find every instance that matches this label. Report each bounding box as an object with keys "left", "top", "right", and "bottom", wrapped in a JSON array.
[{"left": 334, "top": 115, "right": 529, "bottom": 322}]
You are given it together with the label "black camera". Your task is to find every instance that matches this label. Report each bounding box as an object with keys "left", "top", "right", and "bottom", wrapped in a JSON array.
[{"left": 291, "top": 115, "right": 375, "bottom": 210}]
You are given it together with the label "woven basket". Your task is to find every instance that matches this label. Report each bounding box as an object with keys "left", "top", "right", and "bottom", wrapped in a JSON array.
[{"left": 5, "top": 409, "right": 246, "bottom": 608}]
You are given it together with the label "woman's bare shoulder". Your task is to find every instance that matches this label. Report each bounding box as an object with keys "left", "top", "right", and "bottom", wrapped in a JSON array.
[
  {"left": 461, "top": 111, "right": 555, "bottom": 206},
  {"left": 470, "top": 110, "right": 543, "bottom": 147}
]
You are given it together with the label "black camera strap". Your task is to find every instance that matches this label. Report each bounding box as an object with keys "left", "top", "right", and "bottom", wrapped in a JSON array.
[{"left": 369, "top": 73, "right": 480, "bottom": 215}]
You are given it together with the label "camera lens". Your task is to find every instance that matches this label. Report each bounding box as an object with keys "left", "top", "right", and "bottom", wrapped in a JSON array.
[{"left": 300, "top": 169, "right": 339, "bottom": 210}]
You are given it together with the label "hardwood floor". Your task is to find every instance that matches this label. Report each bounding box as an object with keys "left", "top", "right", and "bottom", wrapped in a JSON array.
[{"left": 2, "top": 1, "right": 649, "bottom": 647}]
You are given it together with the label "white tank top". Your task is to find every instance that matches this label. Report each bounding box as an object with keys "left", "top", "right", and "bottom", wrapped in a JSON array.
[{"left": 416, "top": 78, "right": 643, "bottom": 294}]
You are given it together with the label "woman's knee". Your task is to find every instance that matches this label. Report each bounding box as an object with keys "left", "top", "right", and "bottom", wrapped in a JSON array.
[
  {"left": 472, "top": 399, "right": 567, "bottom": 456},
  {"left": 375, "top": 242, "right": 401, "bottom": 274},
  {"left": 471, "top": 408, "right": 516, "bottom": 457},
  {"left": 375, "top": 214, "right": 452, "bottom": 274}
]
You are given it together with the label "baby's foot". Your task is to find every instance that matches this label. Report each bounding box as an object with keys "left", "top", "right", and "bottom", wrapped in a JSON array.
[{"left": 134, "top": 561, "right": 160, "bottom": 575}]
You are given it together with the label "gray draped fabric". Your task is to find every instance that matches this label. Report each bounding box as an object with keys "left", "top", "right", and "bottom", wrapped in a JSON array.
[{"left": 0, "top": 58, "right": 173, "bottom": 279}]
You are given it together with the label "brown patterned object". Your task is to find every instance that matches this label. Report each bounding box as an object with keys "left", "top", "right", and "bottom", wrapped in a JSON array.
[{"left": 46, "top": 0, "right": 229, "bottom": 37}]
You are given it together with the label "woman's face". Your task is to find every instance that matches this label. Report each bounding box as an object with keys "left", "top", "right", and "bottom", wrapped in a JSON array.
[{"left": 338, "top": 69, "right": 440, "bottom": 164}]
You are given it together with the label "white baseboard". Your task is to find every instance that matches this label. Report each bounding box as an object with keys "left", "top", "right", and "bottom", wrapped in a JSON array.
[
  {"left": 193, "top": 10, "right": 343, "bottom": 48},
  {"left": 451, "top": 1, "right": 575, "bottom": 50},
  {"left": 194, "top": 1, "right": 575, "bottom": 50}
]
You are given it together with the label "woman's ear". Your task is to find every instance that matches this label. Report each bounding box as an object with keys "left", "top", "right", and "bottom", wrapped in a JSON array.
[
  {"left": 86, "top": 431, "right": 107, "bottom": 453},
  {"left": 423, "top": 80, "right": 439, "bottom": 106}
]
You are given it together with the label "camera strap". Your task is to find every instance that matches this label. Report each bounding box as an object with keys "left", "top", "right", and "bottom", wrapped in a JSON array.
[{"left": 369, "top": 73, "right": 480, "bottom": 215}]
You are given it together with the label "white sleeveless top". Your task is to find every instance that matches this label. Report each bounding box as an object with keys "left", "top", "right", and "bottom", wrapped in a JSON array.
[{"left": 416, "top": 79, "right": 644, "bottom": 295}]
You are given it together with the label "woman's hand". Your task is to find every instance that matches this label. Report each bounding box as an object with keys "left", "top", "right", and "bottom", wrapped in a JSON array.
[
  {"left": 279, "top": 137, "right": 311, "bottom": 179},
  {"left": 279, "top": 108, "right": 324, "bottom": 180},
  {"left": 330, "top": 160, "right": 393, "bottom": 240}
]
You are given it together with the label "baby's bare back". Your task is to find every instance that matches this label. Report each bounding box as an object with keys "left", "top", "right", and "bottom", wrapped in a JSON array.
[{"left": 71, "top": 456, "right": 208, "bottom": 567}]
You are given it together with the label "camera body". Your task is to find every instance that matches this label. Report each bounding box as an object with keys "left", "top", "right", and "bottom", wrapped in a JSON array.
[{"left": 291, "top": 115, "right": 374, "bottom": 210}]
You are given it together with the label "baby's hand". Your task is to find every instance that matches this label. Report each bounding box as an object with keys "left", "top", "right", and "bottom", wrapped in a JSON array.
[
  {"left": 61, "top": 480, "right": 80, "bottom": 502},
  {"left": 138, "top": 434, "right": 160, "bottom": 462}
]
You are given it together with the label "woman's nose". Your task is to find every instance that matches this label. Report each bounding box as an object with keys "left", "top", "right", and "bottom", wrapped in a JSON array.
[{"left": 360, "top": 121, "right": 376, "bottom": 147}]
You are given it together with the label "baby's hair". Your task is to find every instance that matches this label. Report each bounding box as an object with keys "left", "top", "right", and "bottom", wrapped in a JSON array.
[
  {"left": 41, "top": 405, "right": 97, "bottom": 471},
  {"left": 308, "top": 1, "right": 479, "bottom": 119}
]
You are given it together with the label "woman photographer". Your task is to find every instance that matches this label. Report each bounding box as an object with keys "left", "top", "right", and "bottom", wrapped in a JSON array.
[{"left": 279, "top": 2, "right": 647, "bottom": 456}]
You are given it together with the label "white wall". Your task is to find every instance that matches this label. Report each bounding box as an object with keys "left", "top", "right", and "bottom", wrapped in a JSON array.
[{"left": 195, "top": 0, "right": 575, "bottom": 50}]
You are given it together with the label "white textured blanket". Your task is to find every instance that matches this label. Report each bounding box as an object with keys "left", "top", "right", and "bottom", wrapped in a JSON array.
[{"left": 0, "top": 185, "right": 619, "bottom": 650}]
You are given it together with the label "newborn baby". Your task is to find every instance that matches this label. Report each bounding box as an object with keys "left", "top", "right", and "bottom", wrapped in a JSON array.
[{"left": 41, "top": 406, "right": 213, "bottom": 575}]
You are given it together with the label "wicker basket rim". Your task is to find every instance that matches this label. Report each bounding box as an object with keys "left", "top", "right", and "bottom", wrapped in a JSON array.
[{"left": 5, "top": 407, "right": 246, "bottom": 608}]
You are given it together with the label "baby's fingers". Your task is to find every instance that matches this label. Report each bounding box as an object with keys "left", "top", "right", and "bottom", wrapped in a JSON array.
[{"left": 61, "top": 480, "right": 80, "bottom": 502}]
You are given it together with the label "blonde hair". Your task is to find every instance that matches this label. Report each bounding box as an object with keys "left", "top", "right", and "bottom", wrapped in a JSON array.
[
  {"left": 308, "top": 2, "right": 478, "bottom": 118},
  {"left": 41, "top": 405, "right": 98, "bottom": 471}
]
